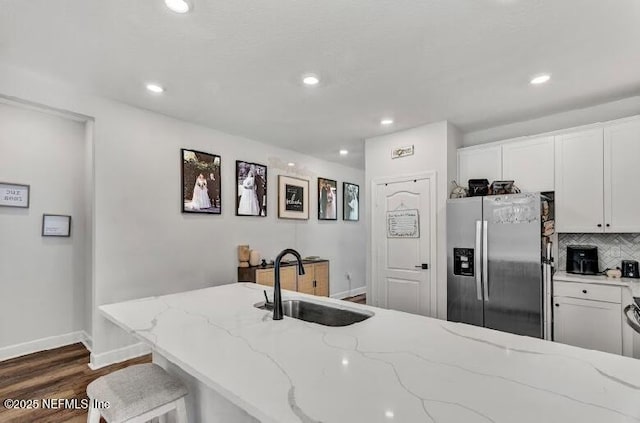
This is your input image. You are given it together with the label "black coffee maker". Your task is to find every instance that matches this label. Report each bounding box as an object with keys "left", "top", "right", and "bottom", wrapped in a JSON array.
[{"left": 566, "top": 245, "right": 599, "bottom": 275}]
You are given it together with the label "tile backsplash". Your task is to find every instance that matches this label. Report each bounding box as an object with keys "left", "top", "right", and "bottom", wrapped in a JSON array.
[{"left": 558, "top": 233, "right": 640, "bottom": 271}]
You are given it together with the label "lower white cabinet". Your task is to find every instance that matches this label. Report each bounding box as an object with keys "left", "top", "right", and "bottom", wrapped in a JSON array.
[
  {"left": 553, "top": 297, "right": 622, "bottom": 354},
  {"left": 553, "top": 280, "right": 622, "bottom": 355}
]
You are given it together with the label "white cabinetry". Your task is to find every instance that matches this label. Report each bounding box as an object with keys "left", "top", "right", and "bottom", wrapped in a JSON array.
[
  {"left": 553, "top": 280, "right": 622, "bottom": 355},
  {"left": 554, "top": 128, "right": 604, "bottom": 233},
  {"left": 457, "top": 135, "right": 554, "bottom": 192},
  {"left": 457, "top": 145, "right": 502, "bottom": 186},
  {"left": 604, "top": 120, "right": 640, "bottom": 232},
  {"left": 502, "top": 136, "right": 554, "bottom": 192}
]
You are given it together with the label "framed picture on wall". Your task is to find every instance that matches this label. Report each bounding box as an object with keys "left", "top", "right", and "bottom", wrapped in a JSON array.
[
  {"left": 317, "top": 177, "right": 337, "bottom": 220},
  {"left": 343, "top": 182, "right": 359, "bottom": 221},
  {"left": 236, "top": 161, "right": 267, "bottom": 217},
  {"left": 181, "top": 149, "right": 221, "bottom": 214},
  {"left": 42, "top": 214, "right": 71, "bottom": 237},
  {"left": 278, "top": 175, "right": 309, "bottom": 220},
  {"left": 0, "top": 182, "right": 30, "bottom": 208}
]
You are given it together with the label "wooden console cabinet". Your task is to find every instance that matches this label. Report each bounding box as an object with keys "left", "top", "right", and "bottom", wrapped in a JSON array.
[{"left": 238, "top": 260, "right": 329, "bottom": 297}]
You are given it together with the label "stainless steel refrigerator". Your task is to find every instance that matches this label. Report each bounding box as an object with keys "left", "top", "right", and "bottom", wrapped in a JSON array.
[{"left": 447, "top": 193, "right": 554, "bottom": 339}]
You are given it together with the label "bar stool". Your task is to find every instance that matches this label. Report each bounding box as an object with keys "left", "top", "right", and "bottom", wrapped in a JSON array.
[{"left": 87, "top": 363, "right": 188, "bottom": 423}]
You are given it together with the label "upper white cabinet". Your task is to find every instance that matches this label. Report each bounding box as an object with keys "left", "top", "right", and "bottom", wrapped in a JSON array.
[
  {"left": 554, "top": 128, "right": 604, "bottom": 233},
  {"left": 457, "top": 145, "right": 502, "bottom": 186},
  {"left": 457, "top": 116, "right": 640, "bottom": 233},
  {"left": 604, "top": 120, "right": 640, "bottom": 232},
  {"left": 502, "top": 136, "right": 554, "bottom": 192}
]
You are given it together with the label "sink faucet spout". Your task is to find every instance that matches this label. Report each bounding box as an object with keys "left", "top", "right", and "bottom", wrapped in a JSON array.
[{"left": 273, "top": 249, "right": 305, "bottom": 320}]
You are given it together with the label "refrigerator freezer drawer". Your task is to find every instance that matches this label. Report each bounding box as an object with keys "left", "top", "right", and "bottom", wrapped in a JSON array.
[{"left": 553, "top": 281, "right": 621, "bottom": 304}]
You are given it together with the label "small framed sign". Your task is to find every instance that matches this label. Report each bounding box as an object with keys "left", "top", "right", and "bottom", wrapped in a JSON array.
[
  {"left": 391, "top": 145, "right": 414, "bottom": 159},
  {"left": 0, "top": 182, "right": 30, "bottom": 208},
  {"left": 42, "top": 214, "right": 72, "bottom": 237},
  {"left": 278, "top": 175, "right": 309, "bottom": 220},
  {"left": 387, "top": 209, "right": 420, "bottom": 238}
]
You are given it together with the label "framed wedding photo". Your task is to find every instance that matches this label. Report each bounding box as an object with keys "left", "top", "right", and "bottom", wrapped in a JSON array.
[
  {"left": 343, "top": 182, "right": 359, "bottom": 221},
  {"left": 0, "top": 182, "right": 30, "bottom": 208},
  {"left": 236, "top": 160, "right": 267, "bottom": 217},
  {"left": 42, "top": 214, "right": 71, "bottom": 237},
  {"left": 317, "top": 177, "right": 337, "bottom": 221},
  {"left": 278, "top": 175, "right": 309, "bottom": 220},
  {"left": 181, "top": 149, "right": 221, "bottom": 214}
]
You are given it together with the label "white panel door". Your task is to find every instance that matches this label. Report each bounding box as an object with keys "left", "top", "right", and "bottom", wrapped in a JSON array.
[
  {"left": 554, "top": 129, "right": 604, "bottom": 233},
  {"left": 374, "top": 177, "right": 434, "bottom": 316},
  {"left": 604, "top": 119, "right": 640, "bottom": 232},
  {"left": 457, "top": 145, "right": 502, "bottom": 187},
  {"left": 502, "top": 136, "right": 554, "bottom": 192},
  {"left": 553, "top": 296, "right": 622, "bottom": 355}
]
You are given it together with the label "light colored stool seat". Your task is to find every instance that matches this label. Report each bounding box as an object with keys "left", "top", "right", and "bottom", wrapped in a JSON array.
[{"left": 87, "top": 363, "right": 188, "bottom": 423}]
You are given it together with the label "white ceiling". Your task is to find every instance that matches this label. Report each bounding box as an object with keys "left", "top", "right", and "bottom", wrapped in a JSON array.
[{"left": 1, "top": 0, "right": 640, "bottom": 168}]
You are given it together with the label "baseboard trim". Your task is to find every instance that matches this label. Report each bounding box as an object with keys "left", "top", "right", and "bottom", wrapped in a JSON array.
[
  {"left": 89, "top": 342, "right": 151, "bottom": 370},
  {"left": 0, "top": 331, "right": 91, "bottom": 362},
  {"left": 331, "top": 286, "right": 367, "bottom": 300}
]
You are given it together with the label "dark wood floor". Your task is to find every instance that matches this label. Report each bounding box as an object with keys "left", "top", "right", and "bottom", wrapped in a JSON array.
[
  {"left": 0, "top": 343, "right": 151, "bottom": 423},
  {"left": 343, "top": 293, "right": 366, "bottom": 304}
]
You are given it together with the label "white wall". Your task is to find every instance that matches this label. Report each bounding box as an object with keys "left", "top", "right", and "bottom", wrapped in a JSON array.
[
  {"left": 0, "top": 64, "right": 366, "bottom": 363},
  {"left": 0, "top": 101, "right": 88, "bottom": 349},
  {"left": 364, "top": 121, "right": 460, "bottom": 320}
]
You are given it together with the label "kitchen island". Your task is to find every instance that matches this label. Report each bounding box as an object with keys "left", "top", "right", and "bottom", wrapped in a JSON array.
[{"left": 100, "top": 283, "right": 640, "bottom": 423}]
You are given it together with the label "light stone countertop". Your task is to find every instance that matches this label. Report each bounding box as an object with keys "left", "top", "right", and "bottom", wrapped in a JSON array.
[{"left": 100, "top": 283, "right": 640, "bottom": 423}]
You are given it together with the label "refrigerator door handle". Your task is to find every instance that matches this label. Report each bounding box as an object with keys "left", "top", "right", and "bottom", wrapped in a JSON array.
[
  {"left": 483, "top": 220, "right": 489, "bottom": 302},
  {"left": 475, "top": 220, "right": 482, "bottom": 301}
]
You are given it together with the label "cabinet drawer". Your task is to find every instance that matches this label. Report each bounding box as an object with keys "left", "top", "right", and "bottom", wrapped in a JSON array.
[{"left": 554, "top": 281, "right": 621, "bottom": 303}]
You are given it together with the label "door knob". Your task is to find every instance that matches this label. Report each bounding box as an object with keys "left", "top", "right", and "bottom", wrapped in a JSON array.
[{"left": 415, "top": 264, "right": 429, "bottom": 269}]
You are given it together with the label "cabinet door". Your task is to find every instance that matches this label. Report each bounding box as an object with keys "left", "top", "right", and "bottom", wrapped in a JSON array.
[
  {"left": 256, "top": 267, "right": 297, "bottom": 291},
  {"left": 279, "top": 266, "right": 298, "bottom": 292},
  {"left": 457, "top": 145, "right": 502, "bottom": 187},
  {"left": 502, "top": 136, "right": 554, "bottom": 192},
  {"left": 297, "top": 264, "right": 316, "bottom": 295},
  {"left": 554, "top": 129, "right": 604, "bottom": 232},
  {"left": 314, "top": 262, "right": 330, "bottom": 297},
  {"left": 604, "top": 120, "right": 640, "bottom": 232},
  {"left": 256, "top": 269, "right": 274, "bottom": 286},
  {"left": 553, "top": 296, "right": 622, "bottom": 354}
]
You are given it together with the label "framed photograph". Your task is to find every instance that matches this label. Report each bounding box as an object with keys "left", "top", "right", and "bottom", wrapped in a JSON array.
[
  {"left": 318, "top": 177, "right": 337, "bottom": 221},
  {"left": 42, "top": 214, "right": 71, "bottom": 237},
  {"left": 278, "top": 175, "right": 309, "bottom": 220},
  {"left": 343, "top": 182, "right": 359, "bottom": 221},
  {"left": 236, "top": 161, "right": 267, "bottom": 217},
  {"left": 181, "top": 149, "right": 221, "bottom": 214},
  {"left": 0, "top": 182, "right": 30, "bottom": 208}
]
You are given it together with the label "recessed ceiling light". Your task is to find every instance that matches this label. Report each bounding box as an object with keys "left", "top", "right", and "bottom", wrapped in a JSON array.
[
  {"left": 530, "top": 74, "right": 551, "bottom": 85},
  {"left": 165, "top": 0, "right": 190, "bottom": 13},
  {"left": 146, "top": 83, "right": 164, "bottom": 93},
  {"left": 385, "top": 410, "right": 395, "bottom": 419},
  {"left": 302, "top": 74, "right": 320, "bottom": 86},
  {"left": 287, "top": 162, "right": 295, "bottom": 167},
  {"left": 380, "top": 118, "right": 394, "bottom": 125},
  {"left": 339, "top": 149, "right": 349, "bottom": 156}
]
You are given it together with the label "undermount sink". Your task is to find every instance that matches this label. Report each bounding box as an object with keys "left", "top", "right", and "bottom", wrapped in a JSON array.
[{"left": 256, "top": 299, "right": 373, "bottom": 327}]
